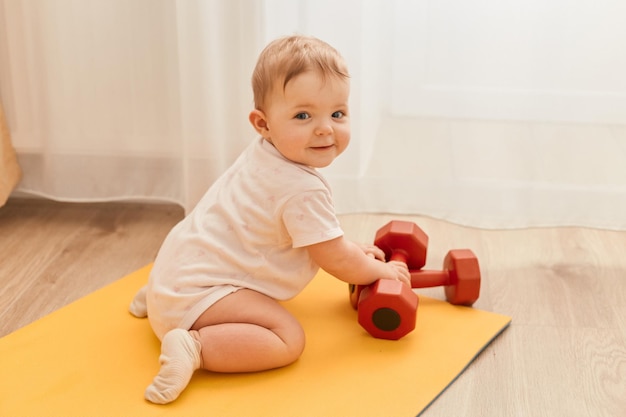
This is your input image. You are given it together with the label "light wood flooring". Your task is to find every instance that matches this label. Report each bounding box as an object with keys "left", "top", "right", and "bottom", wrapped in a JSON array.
[{"left": 1, "top": 199, "right": 625, "bottom": 416}]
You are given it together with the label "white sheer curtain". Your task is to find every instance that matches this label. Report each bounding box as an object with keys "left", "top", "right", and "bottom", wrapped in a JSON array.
[
  {"left": 1, "top": 0, "right": 625, "bottom": 230},
  {"left": 0, "top": 0, "right": 261, "bottom": 210}
]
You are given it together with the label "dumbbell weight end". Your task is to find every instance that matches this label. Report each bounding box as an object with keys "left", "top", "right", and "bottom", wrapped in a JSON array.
[
  {"left": 357, "top": 279, "right": 419, "bottom": 340},
  {"left": 409, "top": 249, "right": 481, "bottom": 306}
]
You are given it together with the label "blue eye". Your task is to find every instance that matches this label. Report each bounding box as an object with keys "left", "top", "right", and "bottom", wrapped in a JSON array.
[
  {"left": 295, "top": 113, "right": 310, "bottom": 120},
  {"left": 332, "top": 111, "right": 345, "bottom": 119}
]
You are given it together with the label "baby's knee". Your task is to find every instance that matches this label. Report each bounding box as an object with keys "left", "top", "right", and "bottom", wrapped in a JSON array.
[{"left": 282, "top": 321, "right": 306, "bottom": 363}]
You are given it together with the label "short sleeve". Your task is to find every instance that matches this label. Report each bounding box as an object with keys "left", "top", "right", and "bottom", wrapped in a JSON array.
[{"left": 282, "top": 190, "right": 344, "bottom": 248}]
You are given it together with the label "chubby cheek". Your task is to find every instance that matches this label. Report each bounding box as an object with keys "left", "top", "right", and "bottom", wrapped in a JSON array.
[
  {"left": 278, "top": 124, "right": 307, "bottom": 142},
  {"left": 336, "top": 128, "right": 351, "bottom": 152}
]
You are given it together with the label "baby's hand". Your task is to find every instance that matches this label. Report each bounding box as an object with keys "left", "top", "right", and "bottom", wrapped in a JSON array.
[
  {"left": 359, "top": 243, "right": 386, "bottom": 261},
  {"left": 386, "top": 260, "right": 411, "bottom": 287}
]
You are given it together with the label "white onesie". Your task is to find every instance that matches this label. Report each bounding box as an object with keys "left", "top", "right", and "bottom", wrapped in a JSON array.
[{"left": 146, "top": 137, "right": 343, "bottom": 339}]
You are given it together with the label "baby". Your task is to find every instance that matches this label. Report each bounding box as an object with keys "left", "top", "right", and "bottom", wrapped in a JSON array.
[{"left": 130, "top": 35, "right": 410, "bottom": 404}]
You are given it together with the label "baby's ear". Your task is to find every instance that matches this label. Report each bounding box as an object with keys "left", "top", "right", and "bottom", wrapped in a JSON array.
[{"left": 249, "top": 109, "right": 270, "bottom": 137}]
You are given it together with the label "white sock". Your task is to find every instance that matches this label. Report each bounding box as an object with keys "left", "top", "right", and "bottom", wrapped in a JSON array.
[
  {"left": 129, "top": 285, "right": 148, "bottom": 318},
  {"left": 144, "top": 329, "right": 202, "bottom": 404}
]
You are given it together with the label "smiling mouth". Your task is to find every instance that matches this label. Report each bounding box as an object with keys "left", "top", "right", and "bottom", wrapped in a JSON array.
[{"left": 311, "top": 145, "right": 334, "bottom": 151}]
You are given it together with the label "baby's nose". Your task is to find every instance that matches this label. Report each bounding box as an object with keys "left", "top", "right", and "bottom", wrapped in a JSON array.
[{"left": 315, "top": 123, "right": 332, "bottom": 136}]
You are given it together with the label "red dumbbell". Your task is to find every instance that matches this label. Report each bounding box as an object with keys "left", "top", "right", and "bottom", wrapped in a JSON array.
[
  {"left": 349, "top": 220, "right": 482, "bottom": 340},
  {"left": 409, "top": 249, "right": 481, "bottom": 306},
  {"left": 374, "top": 222, "right": 481, "bottom": 306},
  {"left": 349, "top": 221, "right": 427, "bottom": 340}
]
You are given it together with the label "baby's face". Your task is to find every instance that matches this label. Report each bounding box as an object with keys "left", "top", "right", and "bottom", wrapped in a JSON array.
[{"left": 262, "top": 71, "right": 350, "bottom": 168}]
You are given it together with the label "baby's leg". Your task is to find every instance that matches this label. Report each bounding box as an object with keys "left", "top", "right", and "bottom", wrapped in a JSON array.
[
  {"left": 143, "top": 289, "right": 304, "bottom": 404},
  {"left": 192, "top": 289, "right": 305, "bottom": 373},
  {"left": 129, "top": 285, "right": 148, "bottom": 318},
  {"left": 144, "top": 328, "right": 202, "bottom": 404}
]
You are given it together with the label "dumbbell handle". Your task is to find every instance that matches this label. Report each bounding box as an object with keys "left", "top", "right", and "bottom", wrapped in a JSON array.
[
  {"left": 390, "top": 249, "right": 452, "bottom": 288},
  {"left": 409, "top": 269, "right": 451, "bottom": 289},
  {"left": 389, "top": 250, "right": 409, "bottom": 265}
]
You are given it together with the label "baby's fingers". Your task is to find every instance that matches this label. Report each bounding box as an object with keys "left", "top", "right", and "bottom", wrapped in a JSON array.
[
  {"left": 361, "top": 244, "right": 386, "bottom": 261},
  {"left": 388, "top": 261, "right": 411, "bottom": 286}
]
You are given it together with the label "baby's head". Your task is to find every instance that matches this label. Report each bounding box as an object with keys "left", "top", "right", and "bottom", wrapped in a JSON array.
[
  {"left": 252, "top": 35, "right": 350, "bottom": 112},
  {"left": 249, "top": 36, "right": 351, "bottom": 168}
]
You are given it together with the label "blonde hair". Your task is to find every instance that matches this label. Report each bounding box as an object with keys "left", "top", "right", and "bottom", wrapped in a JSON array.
[{"left": 251, "top": 35, "right": 350, "bottom": 111}]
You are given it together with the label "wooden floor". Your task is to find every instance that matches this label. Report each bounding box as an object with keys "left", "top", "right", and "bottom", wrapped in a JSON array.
[
  {"left": 0, "top": 199, "right": 184, "bottom": 337},
  {"left": 1, "top": 199, "right": 625, "bottom": 416}
]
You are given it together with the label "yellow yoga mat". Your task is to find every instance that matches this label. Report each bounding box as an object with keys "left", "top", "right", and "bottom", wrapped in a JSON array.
[{"left": 0, "top": 265, "right": 510, "bottom": 417}]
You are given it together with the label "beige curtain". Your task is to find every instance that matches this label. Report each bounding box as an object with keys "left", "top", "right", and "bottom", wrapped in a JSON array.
[{"left": 0, "top": 102, "right": 21, "bottom": 206}]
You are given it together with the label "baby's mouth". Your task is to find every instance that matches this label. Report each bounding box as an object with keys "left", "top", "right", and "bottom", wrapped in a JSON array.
[{"left": 311, "top": 144, "right": 334, "bottom": 150}]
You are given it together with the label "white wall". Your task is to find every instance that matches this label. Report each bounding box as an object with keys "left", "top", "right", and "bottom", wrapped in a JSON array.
[{"left": 390, "top": 0, "right": 626, "bottom": 124}]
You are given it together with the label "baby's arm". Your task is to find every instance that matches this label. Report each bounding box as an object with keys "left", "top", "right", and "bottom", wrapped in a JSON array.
[{"left": 307, "top": 236, "right": 410, "bottom": 286}]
